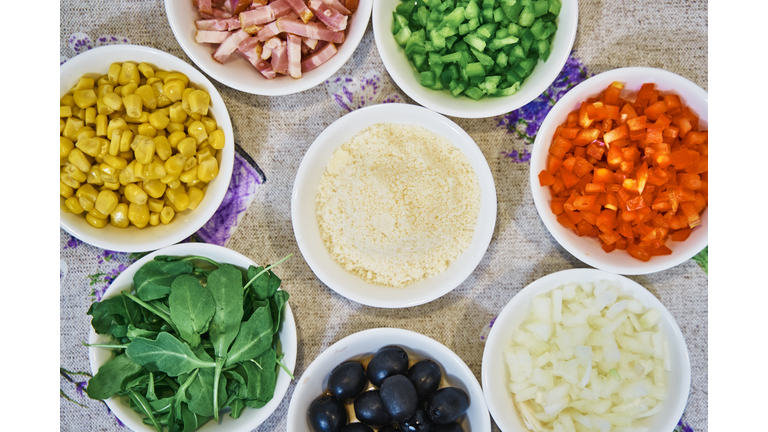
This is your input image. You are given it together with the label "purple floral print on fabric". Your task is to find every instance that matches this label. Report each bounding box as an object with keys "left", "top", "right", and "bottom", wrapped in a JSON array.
[
  {"left": 498, "top": 52, "right": 589, "bottom": 163},
  {"left": 674, "top": 419, "right": 694, "bottom": 432},
  {"left": 61, "top": 33, "right": 131, "bottom": 64},
  {"left": 326, "top": 71, "right": 402, "bottom": 112},
  {"left": 195, "top": 149, "right": 264, "bottom": 246}
]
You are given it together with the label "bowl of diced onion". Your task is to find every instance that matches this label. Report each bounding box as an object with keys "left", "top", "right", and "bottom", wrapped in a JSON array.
[
  {"left": 164, "top": 0, "right": 372, "bottom": 96},
  {"left": 60, "top": 44, "right": 234, "bottom": 252},
  {"left": 481, "top": 268, "right": 690, "bottom": 432},
  {"left": 372, "top": 0, "right": 578, "bottom": 118}
]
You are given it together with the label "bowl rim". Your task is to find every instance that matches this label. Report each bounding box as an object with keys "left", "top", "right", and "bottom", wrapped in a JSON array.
[
  {"left": 285, "top": 327, "right": 492, "bottom": 432},
  {"left": 371, "top": 0, "right": 579, "bottom": 119},
  {"left": 481, "top": 268, "right": 692, "bottom": 432},
  {"left": 290, "top": 102, "right": 497, "bottom": 308},
  {"left": 87, "top": 242, "right": 297, "bottom": 432},
  {"left": 59, "top": 44, "right": 235, "bottom": 253},
  {"left": 529, "top": 66, "right": 709, "bottom": 275},
  {"left": 164, "top": 0, "right": 373, "bottom": 96}
]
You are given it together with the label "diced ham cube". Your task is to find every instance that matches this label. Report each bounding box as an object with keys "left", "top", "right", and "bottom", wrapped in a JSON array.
[
  {"left": 303, "top": 37, "right": 319, "bottom": 50},
  {"left": 198, "top": 0, "right": 213, "bottom": 15},
  {"left": 239, "top": 6, "right": 274, "bottom": 27},
  {"left": 213, "top": 29, "right": 251, "bottom": 63},
  {"left": 301, "top": 42, "right": 337, "bottom": 72},
  {"left": 256, "top": 21, "right": 281, "bottom": 41},
  {"left": 271, "top": 41, "right": 289, "bottom": 75},
  {"left": 285, "top": 0, "right": 314, "bottom": 23},
  {"left": 321, "top": 0, "right": 351, "bottom": 15},
  {"left": 195, "top": 30, "right": 231, "bottom": 44},
  {"left": 287, "top": 33, "right": 302, "bottom": 78},
  {"left": 196, "top": 17, "right": 241, "bottom": 31},
  {"left": 267, "top": 0, "right": 293, "bottom": 18},
  {"left": 236, "top": 36, "right": 277, "bottom": 79},
  {"left": 275, "top": 18, "right": 344, "bottom": 44},
  {"left": 308, "top": 0, "right": 347, "bottom": 32}
]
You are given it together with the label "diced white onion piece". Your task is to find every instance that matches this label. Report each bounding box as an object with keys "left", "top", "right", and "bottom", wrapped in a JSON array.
[
  {"left": 544, "top": 397, "right": 569, "bottom": 416},
  {"left": 663, "top": 335, "right": 671, "bottom": 371},
  {"left": 554, "top": 421, "right": 566, "bottom": 432},
  {"left": 620, "top": 379, "right": 650, "bottom": 399},
  {"left": 552, "top": 289, "right": 563, "bottom": 324},
  {"left": 571, "top": 412, "right": 591, "bottom": 427},
  {"left": 606, "top": 299, "right": 628, "bottom": 318},
  {"left": 594, "top": 280, "right": 611, "bottom": 296},
  {"left": 531, "top": 368, "right": 554, "bottom": 388},
  {"left": 537, "top": 351, "right": 552, "bottom": 368},
  {"left": 639, "top": 309, "right": 661, "bottom": 329},
  {"left": 601, "top": 313, "right": 628, "bottom": 335},
  {"left": 590, "top": 414, "right": 611, "bottom": 432},
  {"left": 580, "top": 282, "right": 594, "bottom": 295},
  {"left": 510, "top": 381, "right": 533, "bottom": 393},
  {"left": 533, "top": 296, "right": 552, "bottom": 323},
  {"left": 603, "top": 335, "right": 622, "bottom": 363},
  {"left": 516, "top": 385, "right": 538, "bottom": 402},
  {"left": 562, "top": 284, "right": 577, "bottom": 300},
  {"left": 636, "top": 402, "right": 664, "bottom": 418},
  {"left": 626, "top": 299, "right": 645, "bottom": 314},
  {"left": 560, "top": 413, "right": 577, "bottom": 432},
  {"left": 628, "top": 312, "right": 643, "bottom": 332},
  {"left": 652, "top": 332, "right": 664, "bottom": 359},
  {"left": 526, "top": 321, "right": 553, "bottom": 342}
]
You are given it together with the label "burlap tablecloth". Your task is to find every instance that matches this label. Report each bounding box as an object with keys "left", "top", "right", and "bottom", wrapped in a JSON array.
[{"left": 60, "top": 1, "right": 708, "bottom": 431}]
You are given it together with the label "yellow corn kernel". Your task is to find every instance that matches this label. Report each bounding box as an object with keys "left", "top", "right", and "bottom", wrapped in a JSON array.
[
  {"left": 149, "top": 212, "right": 161, "bottom": 226},
  {"left": 155, "top": 70, "right": 169, "bottom": 80},
  {"left": 183, "top": 156, "right": 198, "bottom": 171},
  {"left": 88, "top": 165, "right": 104, "bottom": 186},
  {"left": 86, "top": 213, "right": 109, "bottom": 228},
  {"left": 84, "top": 107, "right": 97, "bottom": 126},
  {"left": 188, "top": 90, "right": 210, "bottom": 116},
  {"left": 154, "top": 136, "right": 172, "bottom": 161},
  {"left": 133, "top": 161, "right": 146, "bottom": 181},
  {"left": 138, "top": 123, "right": 157, "bottom": 138},
  {"left": 60, "top": 137, "right": 75, "bottom": 158},
  {"left": 102, "top": 180, "right": 120, "bottom": 190},
  {"left": 167, "top": 130, "right": 187, "bottom": 148},
  {"left": 119, "top": 130, "right": 134, "bottom": 153},
  {"left": 109, "top": 130, "right": 121, "bottom": 156},
  {"left": 119, "top": 151, "right": 134, "bottom": 162},
  {"left": 187, "top": 121, "right": 208, "bottom": 144},
  {"left": 124, "top": 111, "right": 150, "bottom": 123},
  {"left": 183, "top": 116, "right": 196, "bottom": 128},
  {"left": 209, "top": 129, "right": 226, "bottom": 150},
  {"left": 60, "top": 181, "right": 74, "bottom": 198},
  {"left": 60, "top": 171, "right": 81, "bottom": 189},
  {"left": 99, "top": 163, "right": 119, "bottom": 183},
  {"left": 143, "top": 179, "right": 167, "bottom": 199},
  {"left": 60, "top": 119, "right": 65, "bottom": 134},
  {"left": 187, "top": 186, "right": 204, "bottom": 210},
  {"left": 120, "top": 82, "right": 138, "bottom": 97},
  {"left": 73, "top": 89, "right": 98, "bottom": 109},
  {"left": 89, "top": 207, "right": 109, "bottom": 220},
  {"left": 103, "top": 154, "right": 128, "bottom": 170},
  {"left": 166, "top": 186, "right": 190, "bottom": 212},
  {"left": 110, "top": 203, "right": 130, "bottom": 228},
  {"left": 102, "top": 92, "right": 123, "bottom": 112},
  {"left": 124, "top": 183, "right": 148, "bottom": 205},
  {"left": 107, "top": 117, "right": 128, "bottom": 139},
  {"left": 65, "top": 164, "right": 87, "bottom": 183},
  {"left": 177, "top": 137, "right": 197, "bottom": 158},
  {"left": 60, "top": 106, "right": 72, "bottom": 118},
  {"left": 146, "top": 77, "right": 162, "bottom": 86},
  {"left": 64, "top": 117, "right": 85, "bottom": 141},
  {"left": 148, "top": 111, "right": 170, "bottom": 130},
  {"left": 146, "top": 158, "right": 167, "bottom": 180},
  {"left": 96, "top": 97, "right": 115, "bottom": 116},
  {"left": 169, "top": 102, "right": 187, "bottom": 123},
  {"left": 163, "top": 80, "right": 185, "bottom": 103},
  {"left": 68, "top": 148, "right": 91, "bottom": 172},
  {"left": 77, "top": 183, "right": 99, "bottom": 204},
  {"left": 151, "top": 81, "right": 173, "bottom": 108},
  {"left": 72, "top": 105, "right": 84, "bottom": 120},
  {"left": 135, "top": 85, "right": 158, "bottom": 110},
  {"left": 156, "top": 128, "right": 166, "bottom": 137},
  {"left": 96, "top": 114, "right": 108, "bottom": 136},
  {"left": 119, "top": 62, "right": 141, "bottom": 86},
  {"left": 75, "top": 77, "right": 95, "bottom": 90},
  {"left": 113, "top": 86, "right": 123, "bottom": 95},
  {"left": 201, "top": 116, "right": 217, "bottom": 134},
  {"left": 96, "top": 84, "right": 114, "bottom": 98},
  {"left": 160, "top": 206, "right": 175, "bottom": 224},
  {"left": 163, "top": 72, "right": 189, "bottom": 86},
  {"left": 76, "top": 137, "right": 102, "bottom": 157},
  {"left": 107, "top": 63, "right": 121, "bottom": 85},
  {"left": 179, "top": 166, "right": 198, "bottom": 184},
  {"left": 65, "top": 196, "right": 85, "bottom": 214},
  {"left": 128, "top": 202, "right": 150, "bottom": 228},
  {"left": 166, "top": 122, "right": 184, "bottom": 134},
  {"left": 138, "top": 62, "right": 155, "bottom": 79},
  {"left": 98, "top": 75, "right": 112, "bottom": 86},
  {"left": 130, "top": 135, "right": 156, "bottom": 164},
  {"left": 61, "top": 94, "right": 76, "bottom": 107},
  {"left": 196, "top": 144, "right": 213, "bottom": 162},
  {"left": 161, "top": 174, "right": 179, "bottom": 185},
  {"left": 75, "top": 126, "right": 96, "bottom": 142},
  {"left": 95, "top": 190, "right": 119, "bottom": 215},
  {"left": 123, "top": 94, "right": 143, "bottom": 118},
  {"left": 167, "top": 178, "right": 181, "bottom": 190},
  {"left": 118, "top": 162, "right": 136, "bottom": 185},
  {"left": 164, "top": 154, "right": 186, "bottom": 177},
  {"left": 148, "top": 198, "right": 165, "bottom": 213}
]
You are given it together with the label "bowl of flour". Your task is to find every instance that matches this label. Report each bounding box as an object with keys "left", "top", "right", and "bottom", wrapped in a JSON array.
[{"left": 291, "top": 103, "right": 497, "bottom": 308}]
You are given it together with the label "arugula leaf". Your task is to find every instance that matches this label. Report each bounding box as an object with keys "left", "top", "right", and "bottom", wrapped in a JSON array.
[
  {"left": 87, "top": 295, "right": 141, "bottom": 334},
  {"left": 186, "top": 367, "right": 227, "bottom": 418},
  {"left": 181, "top": 403, "right": 209, "bottom": 432},
  {"left": 229, "top": 398, "right": 247, "bottom": 419},
  {"left": 169, "top": 275, "right": 215, "bottom": 349},
  {"left": 126, "top": 332, "right": 216, "bottom": 376},
  {"left": 269, "top": 290, "right": 290, "bottom": 334},
  {"left": 134, "top": 260, "right": 194, "bottom": 301},
  {"left": 236, "top": 348, "right": 277, "bottom": 406},
  {"left": 126, "top": 325, "right": 159, "bottom": 341},
  {"left": 128, "top": 389, "right": 163, "bottom": 432},
  {"left": 224, "top": 305, "right": 273, "bottom": 367},
  {"left": 86, "top": 353, "right": 145, "bottom": 400},
  {"left": 246, "top": 266, "right": 281, "bottom": 301}
]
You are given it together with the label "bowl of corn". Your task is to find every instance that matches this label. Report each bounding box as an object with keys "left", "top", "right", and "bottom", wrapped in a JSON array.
[{"left": 60, "top": 44, "right": 234, "bottom": 252}]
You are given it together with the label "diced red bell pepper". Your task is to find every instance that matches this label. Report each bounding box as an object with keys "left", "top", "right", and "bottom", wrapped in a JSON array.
[
  {"left": 671, "top": 228, "right": 692, "bottom": 241},
  {"left": 604, "top": 124, "right": 629, "bottom": 144},
  {"left": 663, "top": 94, "right": 682, "bottom": 116},
  {"left": 635, "top": 83, "right": 655, "bottom": 108},
  {"left": 604, "top": 81, "right": 624, "bottom": 105},
  {"left": 602, "top": 242, "right": 617, "bottom": 253},
  {"left": 561, "top": 127, "right": 580, "bottom": 139},
  {"left": 560, "top": 167, "right": 580, "bottom": 188},
  {"left": 644, "top": 100, "right": 668, "bottom": 121},
  {"left": 549, "top": 136, "right": 573, "bottom": 159},
  {"left": 573, "top": 128, "right": 601, "bottom": 146},
  {"left": 538, "top": 170, "right": 556, "bottom": 186},
  {"left": 551, "top": 198, "right": 566, "bottom": 215},
  {"left": 678, "top": 173, "right": 701, "bottom": 190},
  {"left": 625, "top": 195, "right": 646, "bottom": 211},
  {"left": 627, "top": 243, "right": 651, "bottom": 262},
  {"left": 599, "top": 229, "right": 622, "bottom": 245},
  {"left": 562, "top": 156, "right": 577, "bottom": 172},
  {"left": 572, "top": 157, "right": 594, "bottom": 178},
  {"left": 573, "top": 195, "right": 598, "bottom": 212},
  {"left": 579, "top": 102, "right": 594, "bottom": 128},
  {"left": 627, "top": 115, "right": 647, "bottom": 131},
  {"left": 586, "top": 141, "right": 606, "bottom": 160},
  {"left": 596, "top": 209, "right": 618, "bottom": 233},
  {"left": 557, "top": 213, "right": 577, "bottom": 231},
  {"left": 547, "top": 155, "right": 563, "bottom": 174}
]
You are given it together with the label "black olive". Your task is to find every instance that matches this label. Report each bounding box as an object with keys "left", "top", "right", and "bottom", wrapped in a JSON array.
[
  {"left": 425, "top": 387, "right": 469, "bottom": 425},
  {"left": 329, "top": 361, "right": 368, "bottom": 401},
  {"left": 367, "top": 346, "right": 409, "bottom": 387},
  {"left": 399, "top": 409, "right": 433, "bottom": 432},
  {"left": 353, "top": 390, "right": 391, "bottom": 425},
  {"left": 406, "top": 360, "right": 442, "bottom": 403},
  {"left": 341, "top": 423, "right": 374, "bottom": 432},
  {"left": 308, "top": 395, "right": 347, "bottom": 432},
  {"left": 378, "top": 425, "right": 403, "bottom": 432},
  {"left": 379, "top": 375, "right": 419, "bottom": 422},
  {"left": 431, "top": 423, "right": 465, "bottom": 432}
]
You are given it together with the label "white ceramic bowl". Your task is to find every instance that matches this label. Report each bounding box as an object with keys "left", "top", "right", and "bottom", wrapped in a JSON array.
[
  {"left": 165, "top": 0, "right": 372, "bottom": 95},
  {"left": 60, "top": 44, "right": 235, "bottom": 253},
  {"left": 372, "top": 0, "right": 578, "bottom": 119},
  {"left": 286, "top": 327, "right": 491, "bottom": 431},
  {"left": 529, "top": 67, "right": 709, "bottom": 275},
  {"left": 481, "top": 268, "right": 691, "bottom": 432},
  {"left": 88, "top": 243, "right": 298, "bottom": 432},
  {"left": 291, "top": 103, "right": 497, "bottom": 308}
]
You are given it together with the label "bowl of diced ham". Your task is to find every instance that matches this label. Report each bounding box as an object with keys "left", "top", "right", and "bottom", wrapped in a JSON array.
[{"left": 166, "top": 0, "right": 372, "bottom": 96}]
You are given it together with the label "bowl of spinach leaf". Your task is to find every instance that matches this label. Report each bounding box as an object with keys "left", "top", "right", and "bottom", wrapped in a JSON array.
[{"left": 85, "top": 243, "right": 297, "bottom": 432}]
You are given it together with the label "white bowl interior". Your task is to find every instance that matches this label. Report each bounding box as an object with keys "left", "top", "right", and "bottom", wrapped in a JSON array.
[
  {"left": 88, "top": 243, "right": 298, "bottom": 432},
  {"left": 165, "top": 0, "right": 373, "bottom": 96},
  {"left": 286, "top": 328, "right": 491, "bottom": 432},
  {"left": 291, "top": 103, "right": 497, "bottom": 308},
  {"left": 60, "top": 44, "right": 235, "bottom": 252},
  {"left": 529, "top": 67, "right": 709, "bottom": 275},
  {"left": 372, "top": 0, "right": 578, "bottom": 118},
  {"left": 482, "top": 268, "right": 691, "bottom": 432}
]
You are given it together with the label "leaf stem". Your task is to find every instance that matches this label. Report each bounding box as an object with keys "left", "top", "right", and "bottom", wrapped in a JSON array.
[
  {"left": 122, "top": 291, "right": 180, "bottom": 334},
  {"left": 81, "top": 342, "right": 128, "bottom": 349},
  {"left": 275, "top": 357, "right": 295, "bottom": 380},
  {"left": 128, "top": 389, "right": 162, "bottom": 432},
  {"left": 243, "top": 253, "right": 293, "bottom": 291},
  {"left": 60, "top": 389, "right": 88, "bottom": 408}
]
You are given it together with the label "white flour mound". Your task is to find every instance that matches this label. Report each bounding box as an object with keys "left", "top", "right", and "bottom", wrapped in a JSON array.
[{"left": 315, "top": 123, "right": 481, "bottom": 288}]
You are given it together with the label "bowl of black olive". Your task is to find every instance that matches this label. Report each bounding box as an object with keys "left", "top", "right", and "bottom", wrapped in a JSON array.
[{"left": 286, "top": 328, "right": 491, "bottom": 432}]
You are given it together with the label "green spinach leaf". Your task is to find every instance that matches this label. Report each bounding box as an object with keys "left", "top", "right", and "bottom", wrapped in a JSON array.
[
  {"left": 269, "top": 290, "right": 290, "bottom": 334},
  {"left": 134, "top": 260, "right": 194, "bottom": 301},
  {"left": 169, "top": 275, "right": 215, "bottom": 349},
  {"left": 186, "top": 367, "right": 227, "bottom": 418},
  {"left": 87, "top": 294, "right": 141, "bottom": 334},
  {"left": 224, "top": 305, "right": 273, "bottom": 367},
  {"left": 86, "top": 353, "right": 145, "bottom": 400},
  {"left": 126, "top": 332, "right": 215, "bottom": 376}
]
